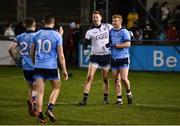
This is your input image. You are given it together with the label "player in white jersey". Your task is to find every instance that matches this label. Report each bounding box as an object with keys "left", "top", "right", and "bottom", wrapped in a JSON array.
[
  {"left": 79, "top": 11, "right": 113, "bottom": 106},
  {"left": 8, "top": 17, "right": 37, "bottom": 116},
  {"left": 31, "top": 14, "right": 68, "bottom": 123},
  {"left": 106, "top": 15, "right": 133, "bottom": 105}
]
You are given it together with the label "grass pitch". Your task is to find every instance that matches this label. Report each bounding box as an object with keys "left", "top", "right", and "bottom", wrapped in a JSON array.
[{"left": 0, "top": 66, "right": 180, "bottom": 125}]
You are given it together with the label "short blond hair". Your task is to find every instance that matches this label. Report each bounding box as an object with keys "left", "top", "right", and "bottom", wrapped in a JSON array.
[{"left": 112, "top": 14, "right": 122, "bottom": 20}]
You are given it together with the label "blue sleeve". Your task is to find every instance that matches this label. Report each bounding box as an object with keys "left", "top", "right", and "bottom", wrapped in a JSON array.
[
  {"left": 15, "top": 35, "right": 21, "bottom": 45},
  {"left": 55, "top": 32, "right": 63, "bottom": 46},
  {"left": 15, "top": 35, "right": 20, "bottom": 42},
  {"left": 123, "top": 29, "right": 131, "bottom": 42}
]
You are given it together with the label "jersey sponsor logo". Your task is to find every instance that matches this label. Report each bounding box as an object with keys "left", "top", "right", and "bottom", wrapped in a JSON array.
[
  {"left": 92, "top": 31, "right": 98, "bottom": 34},
  {"left": 96, "top": 32, "right": 108, "bottom": 40}
]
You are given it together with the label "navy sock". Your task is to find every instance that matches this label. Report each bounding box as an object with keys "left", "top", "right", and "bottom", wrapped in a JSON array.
[
  {"left": 104, "top": 93, "right": 108, "bottom": 100},
  {"left": 117, "top": 95, "right": 122, "bottom": 101},
  {"left": 38, "top": 112, "right": 45, "bottom": 119},
  {"left": 48, "top": 103, "right": 54, "bottom": 111},
  {"left": 32, "top": 96, "right": 37, "bottom": 101},
  {"left": 127, "top": 90, "right": 131, "bottom": 94},
  {"left": 83, "top": 93, "right": 88, "bottom": 101}
]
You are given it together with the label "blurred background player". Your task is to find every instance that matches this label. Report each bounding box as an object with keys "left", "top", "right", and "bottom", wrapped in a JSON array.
[
  {"left": 78, "top": 10, "right": 113, "bottom": 106},
  {"left": 73, "top": 20, "right": 83, "bottom": 66},
  {"left": 106, "top": 14, "right": 133, "bottom": 105},
  {"left": 31, "top": 14, "right": 68, "bottom": 123},
  {"left": 8, "top": 17, "right": 37, "bottom": 116}
]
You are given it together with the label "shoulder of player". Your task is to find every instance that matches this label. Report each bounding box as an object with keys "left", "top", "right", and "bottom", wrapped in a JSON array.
[
  {"left": 110, "top": 27, "right": 129, "bottom": 33},
  {"left": 102, "top": 23, "right": 111, "bottom": 26},
  {"left": 85, "top": 25, "right": 95, "bottom": 34},
  {"left": 118, "top": 27, "right": 129, "bottom": 33},
  {"left": 101, "top": 23, "right": 112, "bottom": 31},
  {"left": 15, "top": 32, "right": 26, "bottom": 41},
  {"left": 14, "top": 33, "right": 24, "bottom": 43},
  {"left": 17, "top": 32, "right": 26, "bottom": 37},
  {"left": 34, "top": 30, "right": 42, "bottom": 35}
]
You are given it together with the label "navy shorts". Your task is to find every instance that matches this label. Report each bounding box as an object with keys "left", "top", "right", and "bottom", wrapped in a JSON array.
[
  {"left": 111, "top": 57, "right": 130, "bottom": 70},
  {"left": 23, "top": 70, "right": 35, "bottom": 84},
  {"left": 89, "top": 54, "right": 110, "bottom": 67},
  {"left": 34, "top": 68, "right": 60, "bottom": 80}
]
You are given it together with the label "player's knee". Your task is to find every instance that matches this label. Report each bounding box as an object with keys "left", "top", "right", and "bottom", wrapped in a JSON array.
[
  {"left": 103, "top": 78, "right": 108, "bottom": 84},
  {"left": 114, "top": 78, "right": 119, "bottom": 84},
  {"left": 52, "top": 87, "right": 60, "bottom": 94},
  {"left": 86, "top": 75, "right": 94, "bottom": 82},
  {"left": 52, "top": 85, "right": 60, "bottom": 90},
  {"left": 115, "top": 81, "right": 120, "bottom": 87},
  {"left": 121, "top": 76, "right": 128, "bottom": 83},
  {"left": 32, "top": 85, "right": 37, "bottom": 91}
]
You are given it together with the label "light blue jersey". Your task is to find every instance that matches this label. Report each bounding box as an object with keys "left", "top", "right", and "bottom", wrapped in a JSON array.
[
  {"left": 110, "top": 28, "right": 131, "bottom": 59},
  {"left": 33, "top": 28, "right": 62, "bottom": 69},
  {"left": 16, "top": 30, "right": 35, "bottom": 70}
]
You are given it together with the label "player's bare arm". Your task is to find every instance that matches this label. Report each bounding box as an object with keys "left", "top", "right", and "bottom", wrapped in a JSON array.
[
  {"left": 57, "top": 45, "right": 68, "bottom": 80},
  {"left": 116, "top": 41, "right": 131, "bottom": 48},
  {"left": 8, "top": 42, "right": 18, "bottom": 61}
]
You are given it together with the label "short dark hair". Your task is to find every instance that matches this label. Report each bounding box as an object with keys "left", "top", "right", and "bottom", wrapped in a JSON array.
[
  {"left": 25, "top": 17, "right": 36, "bottom": 28},
  {"left": 92, "top": 10, "right": 103, "bottom": 17},
  {"left": 43, "top": 14, "right": 55, "bottom": 24}
]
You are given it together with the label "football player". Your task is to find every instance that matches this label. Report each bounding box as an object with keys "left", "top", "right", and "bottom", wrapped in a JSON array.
[
  {"left": 79, "top": 11, "right": 113, "bottom": 106},
  {"left": 106, "top": 14, "right": 133, "bottom": 105},
  {"left": 31, "top": 14, "right": 68, "bottom": 123},
  {"left": 8, "top": 17, "right": 37, "bottom": 116}
]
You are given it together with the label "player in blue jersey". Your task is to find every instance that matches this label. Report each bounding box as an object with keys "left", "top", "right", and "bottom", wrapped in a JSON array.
[
  {"left": 31, "top": 14, "right": 68, "bottom": 123},
  {"left": 8, "top": 17, "right": 37, "bottom": 116},
  {"left": 106, "top": 15, "right": 133, "bottom": 105}
]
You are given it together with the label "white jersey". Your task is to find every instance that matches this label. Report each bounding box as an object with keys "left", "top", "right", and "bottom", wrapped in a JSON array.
[{"left": 85, "top": 23, "right": 113, "bottom": 55}]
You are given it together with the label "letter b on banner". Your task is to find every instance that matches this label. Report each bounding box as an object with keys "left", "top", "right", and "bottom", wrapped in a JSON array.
[
  {"left": 153, "top": 50, "right": 177, "bottom": 68},
  {"left": 154, "top": 51, "right": 164, "bottom": 67}
]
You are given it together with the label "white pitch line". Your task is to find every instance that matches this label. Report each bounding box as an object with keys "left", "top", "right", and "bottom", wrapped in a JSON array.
[
  {"left": 0, "top": 75, "right": 23, "bottom": 80},
  {"left": 135, "top": 103, "right": 180, "bottom": 109}
]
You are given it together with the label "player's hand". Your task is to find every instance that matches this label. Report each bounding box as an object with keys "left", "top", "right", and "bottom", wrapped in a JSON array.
[
  {"left": 14, "top": 57, "right": 22, "bottom": 68},
  {"left": 58, "top": 26, "right": 64, "bottom": 36},
  {"left": 63, "top": 71, "right": 68, "bottom": 80},
  {"left": 105, "top": 43, "right": 116, "bottom": 48}
]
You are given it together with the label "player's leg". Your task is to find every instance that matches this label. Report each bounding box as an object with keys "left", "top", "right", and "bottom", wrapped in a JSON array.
[
  {"left": 120, "top": 68, "right": 130, "bottom": 92},
  {"left": 24, "top": 70, "right": 37, "bottom": 116},
  {"left": 42, "top": 69, "right": 60, "bottom": 123},
  {"left": 26, "top": 82, "right": 37, "bottom": 116},
  {"left": 120, "top": 67, "right": 133, "bottom": 104},
  {"left": 36, "top": 78, "right": 46, "bottom": 123},
  {"left": 101, "top": 67, "right": 110, "bottom": 104},
  {"left": 48, "top": 80, "right": 60, "bottom": 105},
  {"left": 112, "top": 70, "right": 123, "bottom": 105},
  {"left": 27, "top": 83, "right": 34, "bottom": 116},
  {"left": 111, "top": 59, "right": 123, "bottom": 105},
  {"left": 45, "top": 79, "right": 60, "bottom": 123},
  {"left": 31, "top": 82, "right": 37, "bottom": 112},
  {"left": 79, "top": 63, "right": 97, "bottom": 106}
]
